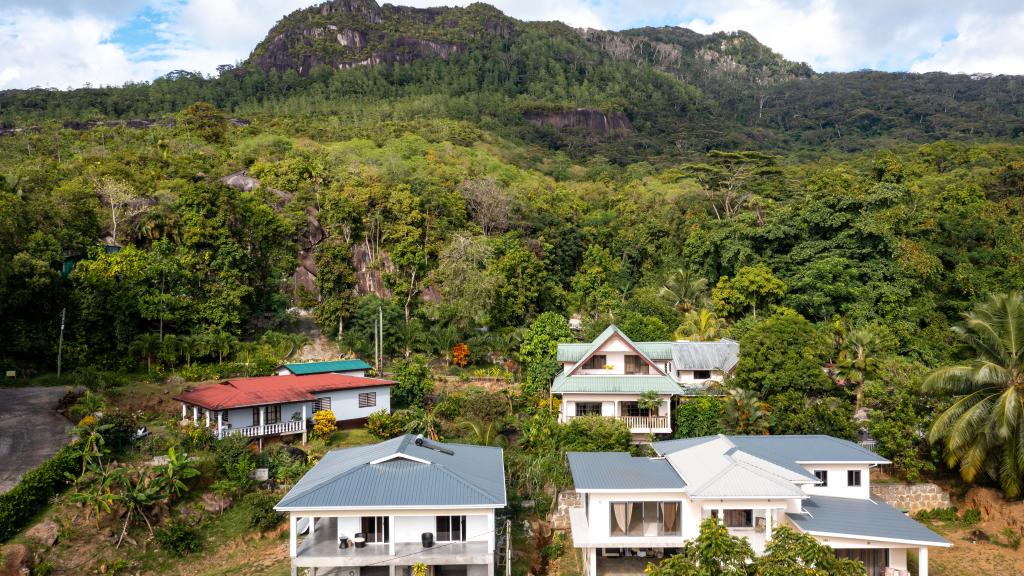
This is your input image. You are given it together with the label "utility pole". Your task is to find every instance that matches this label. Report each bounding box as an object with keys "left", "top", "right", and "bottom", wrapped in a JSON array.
[
  {"left": 377, "top": 305, "right": 384, "bottom": 373},
  {"left": 505, "top": 518, "right": 512, "bottom": 576},
  {"left": 57, "top": 307, "right": 66, "bottom": 377}
]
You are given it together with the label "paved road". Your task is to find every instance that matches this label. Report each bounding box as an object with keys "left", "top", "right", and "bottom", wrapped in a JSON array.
[{"left": 0, "top": 387, "right": 72, "bottom": 493}]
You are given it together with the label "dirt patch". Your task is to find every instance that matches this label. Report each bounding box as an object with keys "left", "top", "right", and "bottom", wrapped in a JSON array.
[{"left": 0, "top": 386, "right": 72, "bottom": 493}]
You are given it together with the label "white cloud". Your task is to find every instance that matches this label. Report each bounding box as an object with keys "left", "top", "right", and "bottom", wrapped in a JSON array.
[{"left": 910, "top": 12, "right": 1024, "bottom": 74}]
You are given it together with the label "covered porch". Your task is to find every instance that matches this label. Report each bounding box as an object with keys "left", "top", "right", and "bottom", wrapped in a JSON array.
[{"left": 179, "top": 401, "right": 307, "bottom": 444}]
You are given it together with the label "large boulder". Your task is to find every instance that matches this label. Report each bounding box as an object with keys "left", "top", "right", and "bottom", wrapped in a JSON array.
[
  {"left": 0, "top": 543, "right": 32, "bottom": 576},
  {"left": 201, "top": 492, "right": 232, "bottom": 514},
  {"left": 25, "top": 519, "right": 58, "bottom": 547}
]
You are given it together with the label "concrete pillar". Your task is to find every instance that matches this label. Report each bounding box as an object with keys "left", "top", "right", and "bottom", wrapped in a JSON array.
[
  {"left": 217, "top": 411, "right": 223, "bottom": 437},
  {"left": 588, "top": 547, "right": 598, "bottom": 576},
  {"left": 918, "top": 547, "right": 928, "bottom": 576},
  {"left": 260, "top": 406, "right": 266, "bottom": 427},
  {"left": 388, "top": 515, "right": 395, "bottom": 556},
  {"left": 486, "top": 511, "right": 495, "bottom": 553},
  {"left": 205, "top": 409, "right": 210, "bottom": 427},
  {"left": 289, "top": 514, "right": 297, "bottom": 557},
  {"left": 181, "top": 403, "right": 187, "bottom": 419},
  {"left": 310, "top": 516, "right": 315, "bottom": 541},
  {"left": 192, "top": 405, "right": 198, "bottom": 424},
  {"left": 302, "top": 403, "right": 307, "bottom": 445},
  {"left": 765, "top": 508, "right": 773, "bottom": 541}
]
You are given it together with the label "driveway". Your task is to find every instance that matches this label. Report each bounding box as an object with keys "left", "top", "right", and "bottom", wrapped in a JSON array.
[{"left": 0, "top": 386, "right": 73, "bottom": 493}]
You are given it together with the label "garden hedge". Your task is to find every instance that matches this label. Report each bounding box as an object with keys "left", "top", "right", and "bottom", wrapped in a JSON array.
[{"left": 0, "top": 443, "right": 79, "bottom": 542}]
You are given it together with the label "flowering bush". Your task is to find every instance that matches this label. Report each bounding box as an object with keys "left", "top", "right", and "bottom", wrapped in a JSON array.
[
  {"left": 452, "top": 343, "right": 470, "bottom": 367},
  {"left": 312, "top": 410, "right": 336, "bottom": 438},
  {"left": 77, "top": 415, "right": 98, "bottom": 427}
]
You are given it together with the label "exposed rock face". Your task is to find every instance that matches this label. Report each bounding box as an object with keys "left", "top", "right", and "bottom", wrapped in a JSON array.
[
  {"left": 964, "top": 486, "right": 1024, "bottom": 532},
  {"left": 220, "top": 170, "right": 260, "bottom": 192},
  {"left": 525, "top": 108, "right": 633, "bottom": 135},
  {"left": 26, "top": 519, "right": 59, "bottom": 547}
]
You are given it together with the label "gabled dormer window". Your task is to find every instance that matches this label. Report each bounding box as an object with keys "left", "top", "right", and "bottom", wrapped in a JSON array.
[
  {"left": 582, "top": 355, "right": 607, "bottom": 370},
  {"left": 624, "top": 355, "right": 650, "bottom": 375}
]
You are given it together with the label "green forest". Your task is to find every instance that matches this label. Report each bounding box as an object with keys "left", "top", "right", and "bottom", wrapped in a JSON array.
[{"left": 2, "top": 0, "right": 1024, "bottom": 528}]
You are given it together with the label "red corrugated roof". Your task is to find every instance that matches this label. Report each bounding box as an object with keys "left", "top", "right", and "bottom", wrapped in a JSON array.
[{"left": 173, "top": 373, "right": 396, "bottom": 410}]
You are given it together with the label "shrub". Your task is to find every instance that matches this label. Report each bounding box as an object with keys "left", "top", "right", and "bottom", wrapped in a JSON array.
[
  {"left": 461, "top": 388, "right": 510, "bottom": 424},
  {"left": 178, "top": 423, "right": 215, "bottom": 452},
  {"left": 452, "top": 343, "right": 469, "bottom": 367},
  {"left": 101, "top": 410, "right": 138, "bottom": 453},
  {"left": 214, "top": 435, "right": 255, "bottom": 486},
  {"left": 367, "top": 410, "right": 410, "bottom": 439},
  {"left": 243, "top": 491, "right": 284, "bottom": 532},
  {"left": 0, "top": 444, "right": 80, "bottom": 542},
  {"left": 998, "top": 527, "right": 1022, "bottom": 550},
  {"left": 312, "top": 410, "right": 336, "bottom": 438},
  {"left": 674, "top": 395, "right": 724, "bottom": 438},
  {"left": 391, "top": 355, "right": 434, "bottom": 408},
  {"left": 962, "top": 508, "right": 981, "bottom": 526},
  {"left": 154, "top": 517, "right": 203, "bottom": 556},
  {"left": 559, "top": 416, "right": 631, "bottom": 452}
]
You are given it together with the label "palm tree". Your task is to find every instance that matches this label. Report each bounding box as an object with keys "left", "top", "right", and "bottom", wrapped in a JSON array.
[
  {"left": 205, "top": 331, "right": 237, "bottom": 364},
  {"left": 723, "top": 388, "right": 769, "bottom": 435},
  {"left": 399, "top": 407, "right": 442, "bottom": 441},
  {"left": 674, "top": 309, "right": 723, "bottom": 341},
  {"left": 637, "top": 390, "right": 663, "bottom": 436},
  {"left": 926, "top": 292, "right": 1024, "bottom": 496},
  {"left": 128, "top": 333, "right": 161, "bottom": 372},
  {"left": 460, "top": 419, "right": 506, "bottom": 447},
  {"left": 659, "top": 268, "right": 708, "bottom": 314},
  {"left": 834, "top": 327, "right": 879, "bottom": 410}
]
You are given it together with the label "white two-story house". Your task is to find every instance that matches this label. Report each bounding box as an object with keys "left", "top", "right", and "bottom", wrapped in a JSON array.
[
  {"left": 276, "top": 434, "right": 506, "bottom": 576},
  {"left": 552, "top": 325, "right": 738, "bottom": 435},
  {"left": 567, "top": 434, "right": 949, "bottom": 576}
]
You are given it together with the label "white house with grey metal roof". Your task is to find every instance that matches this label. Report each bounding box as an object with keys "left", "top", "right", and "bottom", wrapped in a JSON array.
[
  {"left": 553, "top": 325, "right": 738, "bottom": 434},
  {"left": 566, "top": 434, "right": 949, "bottom": 576},
  {"left": 276, "top": 434, "right": 506, "bottom": 576}
]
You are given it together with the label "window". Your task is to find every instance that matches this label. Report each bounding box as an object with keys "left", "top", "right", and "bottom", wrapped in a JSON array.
[
  {"left": 814, "top": 470, "right": 828, "bottom": 487},
  {"left": 313, "top": 397, "right": 331, "bottom": 413},
  {"left": 361, "top": 516, "right": 390, "bottom": 543},
  {"left": 624, "top": 355, "right": 650, "bottom": 375},
  {"left": 436, "top": 515, "right": 466, "bottom": 541},
  {"left": 622, "top": 401, "right": 651, "bottom": 417},
  {"left": 220, "top": 410, "right": 229, "bottom": 424},
  {"left": 848, "top": 470, "right": 862, "bottom": 487},
  {"left": 252, "top": 404, "right": 282, "bottom": 426},
  {"left": 582, "top": 355, "right": 607, "bottom": 370},
  {"left": 609, "top": 502, "right": 681, "bottom": 537},
  {"left": 359, "top": 392, "right": 376, "bottom": 408},
  {"left": 723, "top": 509, "right": 753, "bottom": 528},
  {"left": 693, "top": 370, "right": 712, "bottom": 380},
  {"left": 575, "top": 402, "right": 602, "bottom": 416}
]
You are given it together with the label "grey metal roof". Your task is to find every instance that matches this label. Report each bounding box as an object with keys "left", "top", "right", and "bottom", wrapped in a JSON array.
[
  {"left": 275, "top": 435, "right": 506, "bottom": 510},
  {"left": 789, "top": 496, "right": 949, "bottom": 546},
  {"left": 671, "top": 339, "right": 739, "bottom": 372},
  {"left": 551, "top": 374, "right": 683, "bottom": 394},
  {"left": 568, "top": 452, "right": 686, "bottom": 491},
  {"left": 654, "top": 435, "right": 889, "bottom": 478}
]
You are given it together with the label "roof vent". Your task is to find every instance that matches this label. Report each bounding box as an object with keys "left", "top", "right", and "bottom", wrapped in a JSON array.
[{"left": 415, "top": 434, "right": 455, "bottom": 456}]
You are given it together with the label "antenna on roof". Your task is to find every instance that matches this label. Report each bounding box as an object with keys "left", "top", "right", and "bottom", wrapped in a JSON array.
[{"left": 414, "top": 434, "right": 454, "bottom": 456}]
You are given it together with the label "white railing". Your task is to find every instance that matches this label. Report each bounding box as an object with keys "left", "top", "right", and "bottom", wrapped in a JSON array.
[
  {"left": 216, "top": 420, "right": 304, "bottom": 439},
  {"left": 619, "top": 415, "right": 670, "bottom": 430},
  {"left": 565, "top": 414, "right": 669, "bottom": 430}
]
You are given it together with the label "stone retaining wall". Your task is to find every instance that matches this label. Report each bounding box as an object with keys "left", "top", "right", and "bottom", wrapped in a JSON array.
[{"left": 871, "top": 482, "right": 951, "bottom": 513}]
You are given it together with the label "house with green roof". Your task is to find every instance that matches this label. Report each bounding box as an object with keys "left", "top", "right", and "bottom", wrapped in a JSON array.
[
  {"left": 276, "top": 434, "right": 506, "bottom": 576},
  {"left": 567, "top": 434, "right": 949, "bottom": 576},
  {"left": 552, "top": 325, "right": 738, "bottom": 435},
  {"left": 277, "top": 358, "right": 373, "bottom": 377}
]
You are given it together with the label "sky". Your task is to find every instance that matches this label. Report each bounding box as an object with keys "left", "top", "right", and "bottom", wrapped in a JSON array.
[{"left": 2, "top": 0, "right": 1024, "bottom": 90}]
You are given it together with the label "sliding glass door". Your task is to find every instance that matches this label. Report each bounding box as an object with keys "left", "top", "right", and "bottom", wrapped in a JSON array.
[{"left": 610, "top": 502, "right": 681, "bottom": 537}]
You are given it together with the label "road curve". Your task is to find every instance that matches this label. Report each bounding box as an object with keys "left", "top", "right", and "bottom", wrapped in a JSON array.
[{"left": 0, "top": 386, "right": 73, "bottom": 493}]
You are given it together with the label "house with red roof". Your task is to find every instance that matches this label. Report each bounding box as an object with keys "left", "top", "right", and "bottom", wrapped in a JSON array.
[{"left": 173, "top": 373, "right": 396, "bottom": 443}]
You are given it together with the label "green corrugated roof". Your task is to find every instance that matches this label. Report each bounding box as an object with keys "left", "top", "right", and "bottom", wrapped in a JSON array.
[
  {"left": 558, "top": 341, "right": 673, "bottom": 363},
  {"left": 282, "top": 359, "right": 372, "bottom": 375},
  {"left": 551, "top": 374, "right": 683, "bottom": 394}
]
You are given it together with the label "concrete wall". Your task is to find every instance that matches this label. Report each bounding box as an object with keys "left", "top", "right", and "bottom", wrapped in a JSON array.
[
  {"left": 871, "top": 483, "right": 951, "bottom": 513},
  {"left": 318, "top": 385, "right": 391, "bottom": 421},
  {"left": 800, "top": 464, "right": 871, "bottom": 499}
]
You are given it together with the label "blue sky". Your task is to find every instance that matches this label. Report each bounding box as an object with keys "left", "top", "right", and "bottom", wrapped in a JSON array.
[{"left": 2, "top": 0, "right": 1023, "bottom": 90}]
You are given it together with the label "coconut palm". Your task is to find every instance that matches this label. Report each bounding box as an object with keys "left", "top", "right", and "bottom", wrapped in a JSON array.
[
  {"left": 659, "top": 268, "right": 708, "bottom": 314},
  {"left": 674, "top": 309, "right": 723, "bottom": 341},
  {"left": 128, "top": 333, "right": 161, "bottom": 372},
  {"left": 723, "top": 388, "right": 769, "bottom": 435},
  {"left": 926, "top": 292, "right": 1024, "bottom": 496},
  {"left": 834, "top": 327, "right": 879, "bottom": 410},
  {"left": 459, "top": 419, "right": 506, "bottom": 447}
]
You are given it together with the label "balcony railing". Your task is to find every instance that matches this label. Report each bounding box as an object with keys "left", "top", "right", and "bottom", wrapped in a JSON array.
[
  {"left": 216, "top": 419, "right": 304, "bottom": 439},
  {"left": 566, "top": 414, "right": 669, "bottom": 430}
]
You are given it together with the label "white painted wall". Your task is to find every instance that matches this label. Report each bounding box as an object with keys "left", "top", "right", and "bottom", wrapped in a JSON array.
[
  {"left": 672, "top": 369, "right": 726, "bottom": 385},
  {"left": 292, "top": 508, "right": 495, "bottom": 546},
  {"left": 800, "top": 464, "right": 871, "bottom": 499},
  {"left": 317, "top": 385, "right": 391, "bottom": 421}
]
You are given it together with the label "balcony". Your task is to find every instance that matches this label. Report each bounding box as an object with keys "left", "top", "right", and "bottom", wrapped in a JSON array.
[
  {"left": 215, "top": 419, "right": 304, "bottom": 439},
  {"left": 565, "top": 414, "right": 670, "bottom": 433},
  {"left": 294, "top": 518, "right": 490, "bottom": 568}
]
